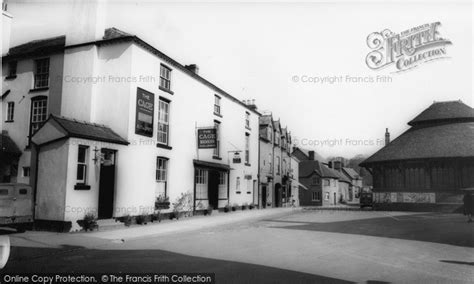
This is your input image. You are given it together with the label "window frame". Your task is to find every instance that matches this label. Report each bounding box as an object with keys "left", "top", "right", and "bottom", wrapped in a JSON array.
[
  {"left": 214, "top": 95, "right": 221, "bottom": 115},
  {"left": 76, "top": 145, "right": 89, "bottom": 184},
  {"left": 312, "top": 191, "right": 321, "bottom": 201},
  {"left": 159, "top": 64, "right": 172, "bottom": 91},
  {"left": 245, "top": 133, "right": 250, "bottom": 164},
  {"left": 157, "top": 98, "right": 170, "bottom": 146},
  {"left": 213, "top": 121, "right": 221, "bottom": 158},
  {"left": 34, "top": 58, "right": 50, "bottom": 89},
  {"left": 245, "top": 112, "right": 250, "bottom": 129},
  {"left": 29, "top": 96, "right": 48, "bottom": 139}
]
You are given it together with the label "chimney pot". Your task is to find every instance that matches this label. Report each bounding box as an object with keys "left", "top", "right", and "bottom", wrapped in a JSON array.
[
  {"left": 185, "top": 64, "right": 199, "bottom": 74},
  {"left": 308, "top": 151, "right": 315, "bottom": 160},
  {"left": 385, "top": 128, "right": 390, "bottom": 146}
]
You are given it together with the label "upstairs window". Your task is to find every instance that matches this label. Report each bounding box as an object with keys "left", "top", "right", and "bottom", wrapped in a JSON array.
[
  {"left": 159, "top": 64, "right": 172, "bottom": 91},
  {"left": 6, "top": 102, "right": 14, "bottom": 122},
  {"left": 245, "top": 133, "right": 250, "bottom": 164},
  {"left": 8, "top": 61, "right": 17, "bottom": 77},
  {"left": 34, "top": 58, "right": 49, "bottom": 88},
  {"left": 157, "top": 99, "right": 170, "bottom": 145},
  {"left": 76, "top": 146, "right": 89, "bottom": 184},
  {"left": 213, "top": 121, "right": 220, "bottom": 158},
  {"left": 214, "top": 95, "right": 221, "bottom": 115},
  {"left": 30, "top": 96, "right": 48, "bottom": 137},
  {"left": 245, "top": 112, "right": 250, "bottom": 128},
  {"left": 276, "top": 156, "right": 280, "bottom": 174}
]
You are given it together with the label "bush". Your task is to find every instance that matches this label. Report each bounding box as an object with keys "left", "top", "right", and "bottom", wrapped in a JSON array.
[
  {"left": 249, "top": 203, "right": 255, "bottom": 210},
  {"left": 224, "top": 204, "right": 231, "bottom": 213},
  {"left": 172, "top": 191, "right": 194, "bottom": 219},
  {"left": 231, "top": 203, "right": 238, "bottom": 211},
  {"left": 136, "top": 214, "right": 148, "bottom": 225},
  {"left": 151, "top": 212, "right": 162, "bottom": 223},
  {"left": 78, "top": 213, "right": 98, "bottom": 232},
  {"left": 242, "top": 203, "right": 248, "bottom": 210},
  {"left": 122, "top": 215, "right": 132, "bottom": 227}
]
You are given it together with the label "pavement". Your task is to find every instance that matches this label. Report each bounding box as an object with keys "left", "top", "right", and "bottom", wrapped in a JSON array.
[{"left": 1, "top": 209, "right": 473, "bottom": 283}]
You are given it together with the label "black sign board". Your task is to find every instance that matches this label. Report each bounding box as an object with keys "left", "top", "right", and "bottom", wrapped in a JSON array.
[
  {"left": 197, "top": 128, "right": 217, "bottom": 149},
  {"left": 135, "top": 88, "right": 154, "bottom": 137}
]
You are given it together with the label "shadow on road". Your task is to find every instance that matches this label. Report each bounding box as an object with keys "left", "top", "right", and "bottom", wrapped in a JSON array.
[
  {"left": 268, "top": 213, "right": 474, "bottom": 248},
  {"left": 2, "top": 245, "right": 354, "bottom": 284},
  {"left": 440, "top": 260, "right": 474, "bottom": 266}
]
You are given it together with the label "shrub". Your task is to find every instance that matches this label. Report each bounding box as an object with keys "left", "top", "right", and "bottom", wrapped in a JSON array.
[
  {"left": 172, "top": 191, "right": 194, "bottom": 220},
  {"left": 122, "top": 215, "right": 132, "bottom": 227},
  {"left": 78, "top": 212, "right": 98, "bottom": 232},
  {"left": 242, "top": 203, "right": 248, "bottom": 210},
  {"left": 249, "top": 203, "right": 255, "bottom": 210},
  {"left": 231, "top": 203, "right": 238, "bottom": 211},
  {"left": 224, "top": 204, "right": 231, "bottom": 213},
  {"left": 151, "top": 212, "right": 162, "bottom": 223},
  {"left": 136, "top": 214, "right": 148, "bottom": 225}
]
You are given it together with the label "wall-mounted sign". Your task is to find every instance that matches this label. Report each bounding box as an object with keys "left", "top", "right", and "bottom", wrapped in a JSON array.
[
  {"left": 135, "top": 88, "right": 154, "bottom": 137},
  {"left": 197, "top": 128, "right": 217, "bottom": 149}
]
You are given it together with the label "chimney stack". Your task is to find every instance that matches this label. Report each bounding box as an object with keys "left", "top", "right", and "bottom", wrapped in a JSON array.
[
  {"left": 385, "top": 128, "right": 390, "bottom": 146},
  {"left": 185, "top": 64, "right": 199, "bottom": 74},
  {"left": 308, "top": 151, "right": 315, "bottom": 161}
]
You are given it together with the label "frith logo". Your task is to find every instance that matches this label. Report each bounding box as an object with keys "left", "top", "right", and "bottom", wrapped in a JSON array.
[{"left": 366, "top": 22, "right": 452, "bottom": 72}]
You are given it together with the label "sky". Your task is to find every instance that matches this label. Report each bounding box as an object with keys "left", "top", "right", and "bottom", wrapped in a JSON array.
[{"left": 4, "top": 0, "right": 473, "bottom": 159}]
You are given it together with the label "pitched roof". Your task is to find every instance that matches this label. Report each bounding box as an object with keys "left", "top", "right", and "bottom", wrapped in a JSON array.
[
  {"left": 334, "top": 170, "right": 352, "bottom": 184},
  {"left": 408, "top": 100, "right": 474, "bottom": 126},
  {"left": 259, "top": 115, "right": 273, "bottom": 126},
  {"left": 293, "top": 147, "right": 327, "bottom": 163},
  {"left": 361, "top": 121, "right": 474, "bottom": 165},
  {"left": 5, "top": 35, "right": 66, "bottom": 59},
  {"left": 0, "top": 133, "right": 21, "bottom": 156},
  {"left": 299, "top": 160, "right": 339, "bottom": 179},
  {"left": 342, "top": 167, "right": 361, "bottom": 180},
  {"left": 34, "top": 115, "right": 129, "bottom": 146}
]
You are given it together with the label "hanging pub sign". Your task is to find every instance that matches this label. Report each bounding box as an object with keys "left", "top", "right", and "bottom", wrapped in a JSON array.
[
  {"left": 233, "top": 152, "right": 241, "bottom": 164},
  {"left": 135, "top": 88, "right": 154, "bottom": 137},
  {"left": 197, "top": 128, "right": 217, "bottom": 149}
]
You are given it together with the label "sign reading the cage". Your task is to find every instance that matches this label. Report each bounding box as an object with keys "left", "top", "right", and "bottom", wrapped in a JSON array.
[
  {"left": 135, "top": 88, "right": 154, "bottom": 137},
  {"left": 197, "top": 128, "right": 217, "bottom": 149}
]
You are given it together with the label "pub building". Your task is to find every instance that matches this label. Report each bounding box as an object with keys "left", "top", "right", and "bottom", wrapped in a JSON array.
[
  {"left": 1, "top": 2, "right": 260, "bottom": 231},
  {"left": 360, "top": 100, "right": 474, "bottom": 211}
]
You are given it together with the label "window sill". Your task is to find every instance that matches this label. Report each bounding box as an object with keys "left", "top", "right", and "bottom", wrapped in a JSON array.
[
  {"left": 74, "top": 184, "right": 91, "bottom": 190},
  {"left": 29, "top": 87, "right": 49, "bottom": 93},
  {"left": 156, "top": 143, "right": 172, "bottom": 150},
  {"left": 4, "top": 120, "right": 14, "bottom": 123},
  {"left": 214, "top": 112, "right": 223, "bottom": 118},
  {"left": 245, "top": 163, "right": 251, "bottom": 167},
  {"left": 236, "top": 191, "right": 241, "bottom": 194},
  {"left": 5, "top": 75, "right": 17, "bottom": 80},
  {"left": 212, "top": 156, "right": 222, "bottom": 160},
  {"left": 159, "top": 86, "right": 174, "bottom": 95},
  {"left": 246, "top": 191, "right": 252, "bottom": 194}
]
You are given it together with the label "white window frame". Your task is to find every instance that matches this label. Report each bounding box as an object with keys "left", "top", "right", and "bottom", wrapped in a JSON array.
[
  {"left": 76, "top": 145, "right": 89, "bottom": 184},
  {"left": 214, "top": 95, "right": 221, "bottom": 115},
  {"left": 34, "top": 58, "right": 49, "bottom": 88},
  {"left": 30, "top": 97, "right": 48, "bottom": 137},
  {"left": 156, "top": 157, "right": 168, "bottom": 182},
  {"left": 159, "top": 64, "right": 171, "bottom": 91},
  {"left": 312, "top": 191, "right": 320, "bottom": 201},
  {"left": 157, "top": 99, "right": 170, "bottom": 145},
  {"left": 245, "top": 133, "right": 250, "bottom": 164},
  {"left": 245, "top": 112, "right": 250, "bottom": 128},
  {"left": 213, "top": 121, "right": 220, "bottom": 157}
]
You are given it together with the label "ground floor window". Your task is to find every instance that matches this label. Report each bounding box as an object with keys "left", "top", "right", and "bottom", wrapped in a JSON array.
[
  {"left": 156, "top": 157, "right": 168, "bottom": 197},
  {"left": 195, "top": 169, "right": 208, "bottom": 199},
  {"left": 312, "top": 191, "right": 321, "bottom": 201},
  {"left": 22, "top": 167, "right": 30, "bottom": 177}
]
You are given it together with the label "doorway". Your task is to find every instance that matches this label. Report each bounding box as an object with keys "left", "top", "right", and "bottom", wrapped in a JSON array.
[
  {"left": 274, "top": 183, "right": 282, "bottom": 207},
  {"left": 98, "top": 149, "right": 116, "bottom": 219},
  {"left": 333, "top": 192, "right": 337, "bottom": 205},
  {"left": 207, "top": 170, "right": 219, "bottom": 210},
  {"left": 262, "top": 185, "right": 267, "bottom": 208}
]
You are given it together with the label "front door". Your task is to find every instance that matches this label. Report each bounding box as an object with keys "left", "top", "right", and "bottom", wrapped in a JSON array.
[
  {"left": 98, "top": 149, "right": 116, "bottom": 219},
  {"left": 262, "top": 186, "right": 267, "bottom": 208},
  {"left": 208, "top": 170, "right": 219, "bottom": 209}
]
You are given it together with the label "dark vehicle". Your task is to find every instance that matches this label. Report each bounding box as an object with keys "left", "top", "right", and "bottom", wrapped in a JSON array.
[{"left": 360, "top": 188, "right": 373, "bottom": 208}]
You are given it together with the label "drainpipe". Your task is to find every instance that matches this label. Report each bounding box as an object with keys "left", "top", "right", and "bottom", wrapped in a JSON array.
[
  {"left": 257, "top": 136, "right": 261, "bottom": 208},
  {"left": 32, "top": 143, "right": 40, "bottom": 222}
]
